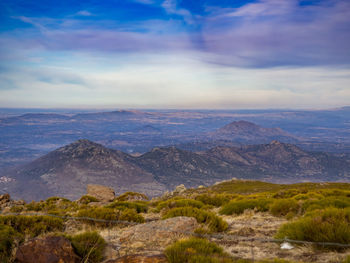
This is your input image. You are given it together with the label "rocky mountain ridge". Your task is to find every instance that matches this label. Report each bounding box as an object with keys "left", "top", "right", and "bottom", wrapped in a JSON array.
[{"left": 1, "top": 139, "right": 350, "bottom": 201}]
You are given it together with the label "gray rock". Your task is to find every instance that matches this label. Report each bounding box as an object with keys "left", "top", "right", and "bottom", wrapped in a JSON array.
[{"left": 119, "top": 216, "right": 198, "bottom": 253}]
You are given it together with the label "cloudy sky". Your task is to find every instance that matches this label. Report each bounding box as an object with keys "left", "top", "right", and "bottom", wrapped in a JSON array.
[{"left": 0, "top": 0, "right": 349, "bottom": 109}]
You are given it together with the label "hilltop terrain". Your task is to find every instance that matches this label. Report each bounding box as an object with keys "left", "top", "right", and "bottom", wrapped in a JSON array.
[{"left": 1, "top": 179, "right": 349, "bottom": 263}]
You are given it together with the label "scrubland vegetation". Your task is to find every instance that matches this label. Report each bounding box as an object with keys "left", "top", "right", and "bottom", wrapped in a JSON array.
[{"left": 1, "top": 180, "right": 350, "bottom": 262}]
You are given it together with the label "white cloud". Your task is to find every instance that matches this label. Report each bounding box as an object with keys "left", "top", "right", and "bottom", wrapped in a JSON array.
[{"left": 0, "top": 52, "right": 349, "bottom": 109}]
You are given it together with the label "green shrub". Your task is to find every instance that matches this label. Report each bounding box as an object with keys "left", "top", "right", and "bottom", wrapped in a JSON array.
[
  {"left": 163, "top": 207, "right": 228, "bottom": 232},
  {"left": 293, "top": 192, "right": 323, "bottom": 201},
  {"left": 269, "top": 199, "right": 299, "bottom": 217},
  {"left": 77, "top": 207, "right": 119, "bottom": 226},
  {"left": 79, "top": 195, "right": 99, "bottom": 204},
  {"left": 25, "top": 201, "right": 45, "bottom": 211},
  {"left": 342, "top": 255, "right": 350, "bottom": 263},
  {"left": 272, "top": 189, "right": 306, "bottom": 199},
  {"left": 116, "top": 192, "right": 148, "bottom": 201},
  {"left": 275, "top": 208, "right": 350, "bottom": 249},
  {"left": 69, "top": 231, "right": 106, "bottom": 263},
  {"left": 157, "top": 199, "right": 205, "bottom": 211},
  {"left": 0, "top": 215, "right": 63, "bottom": 237},
  {"left": 195, "top": 194, "right": 232, "bottom": 207},
  {"left": 10, "top": 205, "right": 24, "bottom": 213},
  {"left": 106, "top": 201, "right": 148, "bottom": 213},
  {"left": 46, "top": 196, "right": 70, "bottom": 203},
  {"left": 119, "top": 208, "right": 145, "bottom": 223},
  {"left": 77, "top": 207, "right": 144, "bottom": 226},
  {"left": 165, "top": 237, "right": 232, "bottom": 263},
  {"left": 301, "top": 197, "right": 350, "bottom": 213},
  {"left": 0, "top": 225, "right": 17, "bottom": 263},
  {"left": 220, "top": 199, "right": 271, "bottom": 215},
  {"left": 25, "top": 198, "right": 78, "bottom": 215}
]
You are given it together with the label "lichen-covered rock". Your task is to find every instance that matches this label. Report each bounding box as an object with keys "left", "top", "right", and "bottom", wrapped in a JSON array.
[
  {"left": 116, "top": 192, "right": 149, "bottom": 202},
  {"left": 14, "top": 236, "right": 80, "bottom": 263},
  {"left": 106, "top": 254, "right": 167, "bottom": 263},
  {"left": 0, "top": 193, "right": 11, "bottom": 208},
  {"left": 87, "top": 184, "right": 115, "bottom": 202},
  {"left": 172, "top": 184, "right": 186, "bottom": 194},
  {"left": 118, "top": 216, "right": 198, "bottom": 253}
]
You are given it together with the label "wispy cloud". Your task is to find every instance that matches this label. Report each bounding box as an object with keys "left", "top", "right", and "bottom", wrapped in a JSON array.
[
  {"left": 76, "top": 10, "right": 93, "bottom": 17},
  {"left": 0, "top": 0, "right": 350, "bottom": 108}
]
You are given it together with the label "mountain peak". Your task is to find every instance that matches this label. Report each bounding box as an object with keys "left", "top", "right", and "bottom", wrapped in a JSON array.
[
  {"left": 270, "top": 140, "right": 282, "bottom": 145},
  {"left": 211, "top": 120, "right": 296, "bottom": 144},
  {"left": 54, "top": 139, "right": 113, "bottom": 160}
]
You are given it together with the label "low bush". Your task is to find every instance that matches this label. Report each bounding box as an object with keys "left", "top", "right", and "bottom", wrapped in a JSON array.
[
  {"left": 342, "top": 255, "right": 350, "bottom": 263},
  {"left": 292, "top": 192, "right": 323, "bottom": 201},
  {"left": 163, "top": 207, "right": 228, "bottom": 232},
  {"left": 77, "top": 207, "right": 144, "bottom": 226},
  {"left": 220, "top": 199, "right": 271, "bottom": 215},
  {"left": 69, "top": 231, "right": 106, "bottom": 263},
  {"left": 77, "top": 207, "right": 119, "bottom": 226},
  {"left": 78, "top": 195, "right": 99, "bottom": 204},
  {"left": 119, "top": 208, "right": 145, "bottom": 223},
  {"left": 116, "top": 192, "right": 149, "bottom": 201},
  {"left": 275, "top": 208, "right": 350, "bottom": 249},
  {"left": 195, "top": 194, "right": 232, "bottom": 207},
  {"left": 157, "top": 198, "right": 205, "bottom": 211},
  {"left": 9, "top": 205, "right": 24, "bottom": 213},
  {"left": 0, "top": 225, "right": 17, "bottom": 263},
  {"left": 46, "top": 196, "right": 70, "bottom": 203},
  {"left": 106, "top": 201, "right": 148, "bottom": 213},
  {"left": 25, "top": 201, "right": 45, "bottom": 211},
  {"left": 165, "top": 237, "right": 232, "bottom": 263},
  {"left": 301, "top": 197, "right": 350, "bottom": 213},
  {"left": 272, "top": 189, "right": 306, "bottom": 199},
  {"left": 25, "top": 198, "right": 79, "bottom": 215},
  {"left": 269, "top": 199, "right": 299, "bottom": 217},
  {"left": 0, "top": 215, "right": 64, "bottom": 237}
]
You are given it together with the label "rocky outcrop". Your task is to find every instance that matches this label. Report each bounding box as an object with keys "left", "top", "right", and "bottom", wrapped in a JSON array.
[
  {"left": 87, "top": 184, "right": 115, "bottom": 202},
  {"left": 0, "top": 193, "right": 10, "bottom": 208},
  {"left": 0, "top": 193, "right": 25, "bottom": 211},
  {"left": 106, "top": 254, "right": 167, "bottom": 263},
  {"left": 118, "top": 217, "right": 198, "bottom": 253},
  {"left": 117, "top": 192, "right": 149, "bottom": 202},
  {"left": 172, "top": 184, "right": 186, "bottom": 195},
  {"left": 14, "top": 236, "right": 80, "bottom": 263}
]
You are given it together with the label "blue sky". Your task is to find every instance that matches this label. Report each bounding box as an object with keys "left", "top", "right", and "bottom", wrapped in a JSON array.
[{"left": 0, "top": 0, "right": 349, "bottom": 109}]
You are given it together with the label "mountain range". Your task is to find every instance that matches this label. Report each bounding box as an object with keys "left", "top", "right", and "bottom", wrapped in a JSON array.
[{"left": 2, "top": 139, "right": 349, "bottom": 201}]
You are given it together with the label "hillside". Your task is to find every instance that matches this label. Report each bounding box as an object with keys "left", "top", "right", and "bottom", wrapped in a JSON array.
[
  {"left": 1, "top": 139, "right": 350, "bottom": 201},
  {"left": 208, "top": 120, "right": 298, "bottom": 143},
  {"left": 205, "top": 140, "right": 350, "bottom": 181},
  {"left": 4, "top": 140, "right": 164, "bottom": 201}
]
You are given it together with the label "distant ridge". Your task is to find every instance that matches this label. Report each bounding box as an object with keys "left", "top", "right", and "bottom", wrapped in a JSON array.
[
  {"left": 209, "top": 120, "right": 298, "bottom": 143},
  {"left": 72, "top": 109, "right": 150, "bottom": 119},
  {"left": 2, "top": 139, "right": 350, "bottom": 201}
]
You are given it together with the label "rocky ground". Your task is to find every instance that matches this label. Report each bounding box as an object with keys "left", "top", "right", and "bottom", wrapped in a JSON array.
[{"left": 1, "top": 183, "right": 350, "bottom": 263}]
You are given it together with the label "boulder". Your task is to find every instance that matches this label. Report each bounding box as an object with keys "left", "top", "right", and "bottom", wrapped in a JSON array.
[
  {"left": 15, "top": 236, "right": 80, "bottom": 263},
  {"left": 106, "top": 254, "right": 167, "bottom": 263},
  {"left": 119, "top": 216, "right": 198, "bottom": 253},
  {"left": 172, "top": 184, "right": 186, "bottom": 194},
  {"left": 87, "top": 184, "right": 115, "bottom": 202},
  {"left": 0, "top": 193, "right": 10, "bottom": 207}
]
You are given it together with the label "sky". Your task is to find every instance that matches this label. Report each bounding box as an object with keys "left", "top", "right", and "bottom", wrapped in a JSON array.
[{"left": 0, "top": 0, "right": 349, "bottom": 109}]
